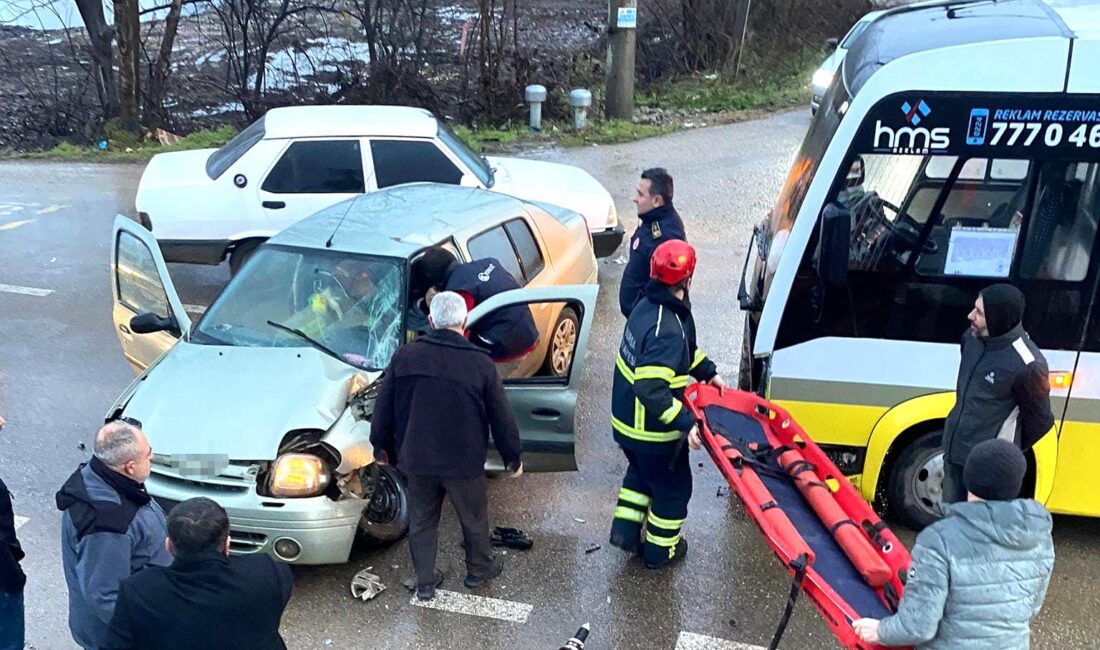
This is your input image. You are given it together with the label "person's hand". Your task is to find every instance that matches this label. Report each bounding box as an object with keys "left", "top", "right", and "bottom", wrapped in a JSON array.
[
  {"left": 374, "top": 451, "right": 390, "bottom": 466},
  {"left": 0, "top": 416, "right": 5, "bottom": 430},
  {"left": 852, "top": 618, "right": 881, "bottom": 644},
  {"left": 708, "top": 374, "right": 727, "bottom": 395},
  {"left": 510, "top": 463, "right": 524, "bottom": 478},
  {"left": 687, "top": 423, "right": 702, "bottom": 450},
  {"left": 425, "top": 287, "right": 439, "bottom": 306},
  {"left": 343, "top": 353, "right": 367, "bottom": 367}
]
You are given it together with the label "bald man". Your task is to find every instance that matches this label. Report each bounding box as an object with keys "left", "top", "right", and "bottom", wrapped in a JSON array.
[{"left": 57, "top": 421, "right": 171, "bottom": 650}]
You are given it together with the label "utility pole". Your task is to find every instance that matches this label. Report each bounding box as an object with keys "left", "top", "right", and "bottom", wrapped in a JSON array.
[
  {"left": 732, "top": 0, "right": 752, "bottom": 76},
  {"left": 605, "top": 0, "right": 637, "bottom": 120}
]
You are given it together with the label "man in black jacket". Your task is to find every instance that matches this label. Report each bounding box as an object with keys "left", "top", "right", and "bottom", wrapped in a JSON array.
[
  {"left": 371, "top": 291, "right": 523, "bottom": 601},
  {"left": 941, "top": 284, "right": 1055, "bottom": 503},
  {"left": 1, "top": 416, "right": 27, "bottom": 650},
  {"left": 104, "top": 497, "right": 293, "bottom": 650},
  {"left": 411, "top": 247, "right": 538, "bottom": 362},
  {"left": 618, "top": 168, "right": 687, "bottom": 317}
]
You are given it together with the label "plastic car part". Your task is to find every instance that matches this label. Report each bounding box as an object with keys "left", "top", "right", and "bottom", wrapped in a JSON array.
[{"left": 350, "top": 567, "right": 387, "bottom": 601}]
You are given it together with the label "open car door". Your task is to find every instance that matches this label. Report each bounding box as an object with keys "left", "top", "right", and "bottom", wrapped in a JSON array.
[
  {"left": 111, "top": 214, "right": 192, "bottom": 374},
  {"left": 467, "top": 284, "right": 598, "bottom": 472}
]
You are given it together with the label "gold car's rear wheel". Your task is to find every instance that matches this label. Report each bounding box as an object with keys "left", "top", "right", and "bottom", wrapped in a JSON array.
[{"left": 542, "top": 306, "right": 578, "bottom": 377}]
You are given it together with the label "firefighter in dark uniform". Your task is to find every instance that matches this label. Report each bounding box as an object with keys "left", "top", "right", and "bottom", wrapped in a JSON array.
[
  {"left": 411, "top": 246, "right": 539, "bottom": 361},
  {"left": 618, "top": 168, "right": 687, "bottom": 318},
  {"left": 609, "top": 240, "right": 726, "bottom": 569}
]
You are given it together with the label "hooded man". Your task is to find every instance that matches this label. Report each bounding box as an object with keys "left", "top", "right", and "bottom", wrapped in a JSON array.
[
  {"left": 57, "top": 421, "right": 171, "bottom": 649},
  {"left": 940, "top": 284, "right": 1054, "bottom": 503},
  {"left": 853, "top": 439, "right": 1055, "bottom": 649}
]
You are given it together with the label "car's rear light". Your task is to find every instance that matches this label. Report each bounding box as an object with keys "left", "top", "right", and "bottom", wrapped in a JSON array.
[
  {"left": 138, "top": 211, "right": 152, "bottom": 230},
  {"left": 1050, "top": 371, "right": 1073, "bottom": 390}
]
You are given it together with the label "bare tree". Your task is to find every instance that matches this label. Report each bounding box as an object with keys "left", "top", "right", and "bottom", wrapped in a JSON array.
[
  {"left": 114, "top": 0, "right": 142, "bottom": 130},
  {"left": 74, "top": 0, "right": 121, "bottom": 118},
  {"left": 142, "top": 0, "right": 186, "bottom": 128}
]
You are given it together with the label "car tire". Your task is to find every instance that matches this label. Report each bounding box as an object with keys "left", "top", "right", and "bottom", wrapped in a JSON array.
[
  {"left": 887, "top": 429, "right": 946, "bottom": 531},
  {"left": 542, "top": 306, "right": 579, "bottom": 377},
  {"left": 229, "top": 239, "right": 263, "bottom": 276},
  {"left": 357, "top": 464, "right": 410, "bottom": 544}
]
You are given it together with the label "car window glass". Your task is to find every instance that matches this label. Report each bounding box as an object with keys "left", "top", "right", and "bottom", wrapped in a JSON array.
[
  {"left": 370, "top": 140, "right": 463, "bottom": 188},
  {"left": 193, "top": 248, "right": 404, "bottom": 371},
  {"left": 116, "top": 231, "right": 170, "bottom": 317},
  {"left": 504, "top": 219, "right": 544, "bottom": 281},
  {"left": 261, "top": 140, "right": 365, "bottom": 194},
  {"left": 1020, "top": 161, "right": 1099, "bottom": 281},
  {"left": 468, "top": 226, "right": 524, "bottom": 284},
  {"left": 206, "top": 117, "right": 265, "bottom": 180}
]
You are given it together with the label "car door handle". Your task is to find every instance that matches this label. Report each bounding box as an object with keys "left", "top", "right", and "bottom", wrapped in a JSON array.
[
  {"left": 262, "top": 201, "right": 286, "bottom": 209},
  {"left": 119, "top": 324, "right": 131, "bottom": 335},
  {"left": 530, "top": 408, "right": 560, "bottom": 421}
]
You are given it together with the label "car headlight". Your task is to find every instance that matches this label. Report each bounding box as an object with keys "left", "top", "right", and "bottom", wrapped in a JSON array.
[
  {"left": 811, "top": 68, "right": 833, "bottom": 91},
  {"left": 607, "top": 203, "right": 618, "bottom": 227},
  {"left": 269, "top": 454, "right": 330, "bottom": 497}
]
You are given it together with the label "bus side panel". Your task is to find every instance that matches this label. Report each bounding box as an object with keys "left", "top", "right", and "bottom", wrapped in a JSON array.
[
  {"left": 1047, "top": 351, "right": 1100, "bottom": 516},
  {"left": 864, "top": 392, "right": 955, "bottom": 502}
]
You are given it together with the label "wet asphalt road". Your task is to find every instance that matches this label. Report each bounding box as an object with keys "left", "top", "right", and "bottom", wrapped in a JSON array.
[{"left": 1, "top": 109, "right": 1099, "bottom": 649}]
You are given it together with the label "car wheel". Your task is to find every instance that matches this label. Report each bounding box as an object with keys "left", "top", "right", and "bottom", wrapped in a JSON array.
[
  {"left": 229, "top": 239, "right": 263, "bottom": 276},
  {"left": 357, "top": 464, "right": 409, "bottom": 543},
  {"left": 887, "top": 429, "right": 946, "bottom": 530},
  {"left": 542, "top": 306, "right": 579, "bottom": 377}
]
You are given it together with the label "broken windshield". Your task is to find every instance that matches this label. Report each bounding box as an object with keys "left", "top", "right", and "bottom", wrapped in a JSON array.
[{"left": 193, "top": 245, "right": 404, "bottom": 371}]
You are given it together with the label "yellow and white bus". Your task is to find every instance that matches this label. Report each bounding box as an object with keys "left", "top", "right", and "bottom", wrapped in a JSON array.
[{"left": 739, "top": 0, "right": 1100, "bottom": 528}]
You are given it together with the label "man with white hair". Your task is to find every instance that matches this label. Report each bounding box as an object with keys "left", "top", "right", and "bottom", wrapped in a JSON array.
[
  {"left": 56, "top": 421, "right": 171, "bottom": 649},
  {"left": 371, "top": 291, "right": 523, "bottom": 601}
]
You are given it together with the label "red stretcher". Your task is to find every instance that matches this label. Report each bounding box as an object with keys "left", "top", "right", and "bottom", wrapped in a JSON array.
[{"left": 685, "top": 386, "right": 912, "bottom": 650}]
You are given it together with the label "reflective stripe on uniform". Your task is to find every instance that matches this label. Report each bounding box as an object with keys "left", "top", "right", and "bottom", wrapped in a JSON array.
[
  {"left": 690, "top": 349, "right": 707, "bottom": 371},
  {"left": 616, "top": 355, "right": 635, "bottom": 381},
  {"left": 647, "top": 511, "right": 685, "bottom": 532},
  {"left": 612, "top": 417, "right": 683, "bottom": 443},
  {"left": 619, "top": 487, "right": 651, "bottom": 508},
  {"left": 614, "top": 506, "right": 646, "bottom": 523},
  {"left": 635, "top": 365, "right": 675, "bottom": 381},
  {"left": 645, "top": 530, "right": 681, "bottom": 547},
  {"left": 658, "top": 401, "right": 683, "bottom": 424}
]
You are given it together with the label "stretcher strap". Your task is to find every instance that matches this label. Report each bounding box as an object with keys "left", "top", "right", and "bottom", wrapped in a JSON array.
[
  {"left": 828, "top": 518, "right": 858, "bottom": 536},
  {"left": 768, "top": 552, "right": 810, "bottom": 650},
  {"left": 862, "top": 519, "right": 890, "bottom": 548}
]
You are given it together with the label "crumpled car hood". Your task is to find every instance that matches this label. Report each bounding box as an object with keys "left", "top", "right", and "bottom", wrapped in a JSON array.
[{"left": 122, "top": 343, "right": 374, "bottom": 460}]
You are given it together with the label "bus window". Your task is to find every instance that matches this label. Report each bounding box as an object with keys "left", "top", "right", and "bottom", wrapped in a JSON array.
[{"left": 1020, "top": 161, "right": 1100, "bottom": 282}]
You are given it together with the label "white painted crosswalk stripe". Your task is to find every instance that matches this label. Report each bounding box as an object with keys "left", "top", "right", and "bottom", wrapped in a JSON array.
[
  {"left": 13, "top": 516, "right": 29, "bottom": 531},
  {"left": 675, "top": 631, "right": 767, "bottom": 650},
  {"left": 410, "top": 589, "right": 533, "bottom": 623},
  {"left": 0, "top": 283, "right": 54, "bottom": 297}
]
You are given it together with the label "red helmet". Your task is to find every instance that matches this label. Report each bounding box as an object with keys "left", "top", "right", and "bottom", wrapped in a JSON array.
[{"left": 650, "top": 239, "right": 697, "bottom": 285}]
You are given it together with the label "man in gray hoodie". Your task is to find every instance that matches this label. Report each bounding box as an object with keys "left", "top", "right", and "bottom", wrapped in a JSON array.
[
  {"left": 853, "top": 439, "right": 1054, "bottom": 649},
  {"left": 56, "top": 421, "right": 172, "bottom": 649}
]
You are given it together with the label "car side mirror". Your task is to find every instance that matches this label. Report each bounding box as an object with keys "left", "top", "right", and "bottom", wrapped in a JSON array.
[
  {"left": 459, "top": 173, "right": 480, "bottom": 188},
  {"left": 131, "top": 312, "right": 180, "bottom": 336},
  {"left": 825, "top": 37, "right": 839, "bottom": 50}
]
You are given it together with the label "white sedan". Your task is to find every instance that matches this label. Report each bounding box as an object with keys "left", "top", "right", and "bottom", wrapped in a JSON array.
[{"left": 135, "top": 105, "right": 623, "bottom": 273}]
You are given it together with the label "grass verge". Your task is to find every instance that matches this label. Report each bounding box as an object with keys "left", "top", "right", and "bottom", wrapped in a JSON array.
[{"left": 18, "top": 125, "right": 239, "bottom": 163}]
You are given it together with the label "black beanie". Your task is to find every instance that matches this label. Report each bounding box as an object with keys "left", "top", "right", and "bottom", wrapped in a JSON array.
[
  {"left": 979, "top": 284, "right": 1025, "bottom": 338},
  {"left": 964, "top": 439, "right": 1027, "bottom": 501}
]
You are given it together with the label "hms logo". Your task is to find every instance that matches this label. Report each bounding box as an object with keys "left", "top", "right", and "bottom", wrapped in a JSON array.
[{"left": 873, "top": 99, "right": 950, "bottom": 153}]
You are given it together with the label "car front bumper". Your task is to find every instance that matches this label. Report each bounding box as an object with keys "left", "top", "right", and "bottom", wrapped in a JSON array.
[
  {"left": 592, "top": 224, "right": 625, "bottom": 258},
  {"left": 159, "top": 239, "right": 231, "bottom": 265},
  {"left": 148, "top": 473, "right": 364, "bottom": 565}
]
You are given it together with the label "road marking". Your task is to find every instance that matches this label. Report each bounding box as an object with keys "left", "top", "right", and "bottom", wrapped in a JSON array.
[
  {"left": 183, "top": 304, "right": 207, "bottom": 315},
  {"left": 0, "top": 283, "right": 54, "bottom": 297},
  {"left": 0, "top": 219, "right": 33, "bottom": 231},
  {"left": 14, "top": 516, "right": 28, "bottom": 531},
  {"left": 35, "top": 204, "right": 67, "bottom": 215},
  {"left": 410, "top": 589, "right": 533, "bottom": 623},
  {"left": 675, "top": 632, "right": 766, "bottom": 650}
]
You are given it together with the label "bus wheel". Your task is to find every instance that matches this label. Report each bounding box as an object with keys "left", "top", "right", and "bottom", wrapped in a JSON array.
[{"left": 887, "top": 429, "right": 946, "bottom": 530}]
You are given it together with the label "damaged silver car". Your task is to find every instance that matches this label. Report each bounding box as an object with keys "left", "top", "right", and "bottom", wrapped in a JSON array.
[{"left": 105, "top": 184, "right": 598, "bottom": 564}]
